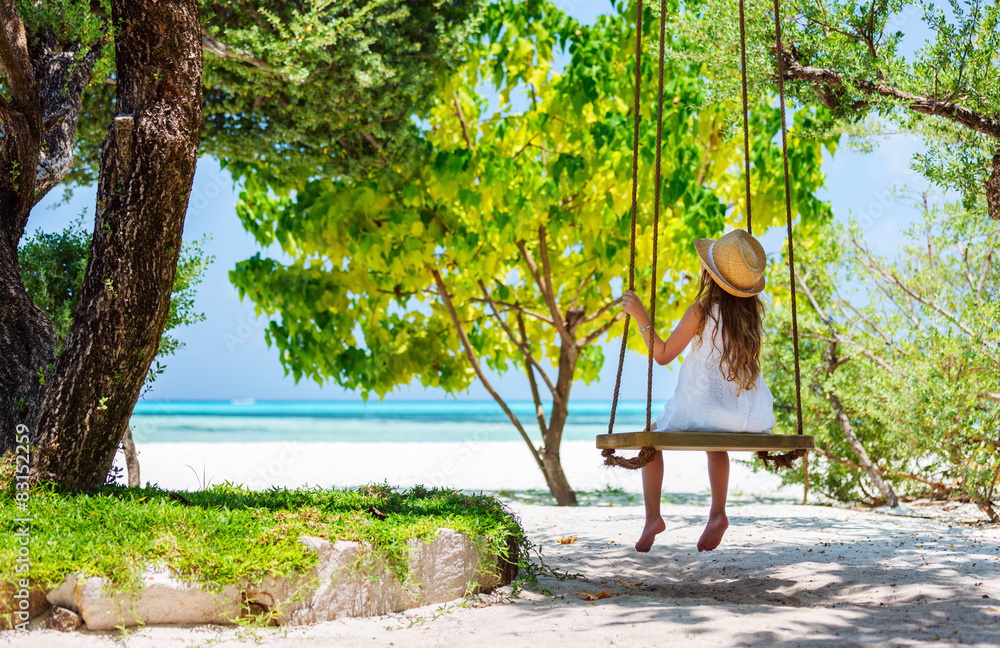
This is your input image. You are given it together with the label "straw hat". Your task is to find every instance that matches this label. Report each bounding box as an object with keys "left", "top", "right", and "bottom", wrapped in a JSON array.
[{"left": 694, "top": 229, "right": 766, "bottom": 297}]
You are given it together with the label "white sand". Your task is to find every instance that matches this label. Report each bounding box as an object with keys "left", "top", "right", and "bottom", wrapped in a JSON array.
[
  {"left": 123, "top": 440, "right": 802, "bottom": 499},
  {"left": 13, "top": 441, "right": 999, "bottom": 647}
]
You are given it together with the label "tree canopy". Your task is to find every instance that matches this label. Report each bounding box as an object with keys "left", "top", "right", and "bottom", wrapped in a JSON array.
[
  {"left": 231, "top": 0, "right": 836, "bottom": 503},
  {"left": 2, "top": 0, "right": 483, "bottom": 487},
  {"left": 673, "top": 0, "right": 1000, "bottom": 220},
  {"left": 46, "top": 0, "right": 483, "bottom": 193},
  {"left": 764, "top": 195, "right": 999, "bottom": 518}
]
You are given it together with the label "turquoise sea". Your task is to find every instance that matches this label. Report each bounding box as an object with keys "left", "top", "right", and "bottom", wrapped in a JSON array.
[{"left": 129, "top": 400, "right": 655, "bottom": 444}]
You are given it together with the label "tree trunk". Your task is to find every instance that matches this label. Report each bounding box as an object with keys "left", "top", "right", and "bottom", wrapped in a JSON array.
[
  {"left": 829, "top": 392, "right": 899, "bottom": 507},
  {"left": 0, "top": 1, "right": 49, "bottom": 452},
  {"left": 541, "top": 341, "right": 580, "bottom": 506},
  {"left": 122, "top": 426, "right": 140, "bottom": 487},
  {"left": 31, "top": 0, "right": 203, "bottom": 489},
  {"left": 0, "top": 248, "right": 57, "bottom": 451},
  {"left": 539, "top": 447, "right": 577, "bottom": 506}
]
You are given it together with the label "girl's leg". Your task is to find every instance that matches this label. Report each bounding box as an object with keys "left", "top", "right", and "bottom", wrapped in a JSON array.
[
  {"left": 635, "top": 449, "right": 666, "bottom": 552},
  {"left": 698, "top": 451, "right": 730, "bottom": 552}
]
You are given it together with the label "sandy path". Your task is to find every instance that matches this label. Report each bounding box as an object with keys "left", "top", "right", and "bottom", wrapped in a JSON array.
[{"left": 11, "top": 497, "right": 999, "bottom": 648}]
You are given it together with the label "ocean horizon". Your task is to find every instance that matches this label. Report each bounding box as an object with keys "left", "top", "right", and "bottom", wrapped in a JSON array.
[{"left": 130, "top": 399, "right": 658, "bottom": 444}]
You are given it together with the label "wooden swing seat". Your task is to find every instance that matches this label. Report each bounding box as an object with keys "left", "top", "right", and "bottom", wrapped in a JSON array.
[
  {"left": 599, "top": 0, "right": 814, "bottom": 470},
  {"left": 596, "top": 431, "right": 815, "bottom": 453}
]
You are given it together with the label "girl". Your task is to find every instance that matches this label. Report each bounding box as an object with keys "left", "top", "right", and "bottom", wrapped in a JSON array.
[{"left": 620, "top": 229, "right": 775, "bottom": 553}]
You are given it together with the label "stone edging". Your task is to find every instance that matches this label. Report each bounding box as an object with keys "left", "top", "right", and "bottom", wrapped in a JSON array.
[{"left": 3, "top": 527, "right": 516, "bottom": 631}]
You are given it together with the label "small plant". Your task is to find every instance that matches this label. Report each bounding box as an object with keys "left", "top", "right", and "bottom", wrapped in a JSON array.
[
  {"left": 36, "top": 363, "right": 53, "bottom": 386},
  {"left": 103, "top": 449, "right": 126, "bottom": 486},
  {"left": 184, "top": 461, "right": 213, "bottom": 490},
  {"left": 9, "top": 159, "right": 20, "bottom": 191},
  {"left": 11, "top": 396, "right": 28, "bottom": 413},
  {"left": 138, "top": 360, "right": 165, "bottom": 399}
]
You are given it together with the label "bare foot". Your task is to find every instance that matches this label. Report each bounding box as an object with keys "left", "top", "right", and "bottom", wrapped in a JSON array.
[
  {"left": 696, "top": 513, "right": 728, "bottom": 552},
  {"left": 635, "top": 517, "right": 666, "bottom": 553}
]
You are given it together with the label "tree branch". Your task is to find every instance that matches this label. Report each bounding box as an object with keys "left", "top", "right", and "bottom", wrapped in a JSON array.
[
  {"left": 778, "top": 48, "right": 1000, "bottom": 140},
  {"left": 572, "top": 269, "right": 595, "bottom": 307},
  {"left": 579, "top": 310, "right": 626, "bottom": 348},
  {"left": 794, "top": 266, "right": 833, "bottom": 326},
  {"left": 378, "top": 287, "right": 555, "bottom": 326},
  {"left": 829, "top": 391, "right": 899, "bottom": 507},
  {"left": 511, "top": 132, "right": 540, "bottom": 160},
  {"left": 477, "top": 279, "right": 557, "bottom": 397},
  {"left": 201, "top": 27, "right": 272, "bottom": 71},
  {"left": 581, "top": 296, "right": 622, "bottom": 324},
  {"left": 0, "top": 3, "right": 35, "bottom": 104},
  {"left": 791, "top": 4, "right": 874, "bottom": 55},
  {"left": 453, "top": 91, "right": 474, "bottom": 151},
  {"left": 794, "top": 267, "right": 895, "bottom": 372},
  {"left": 0, "top": 0, "right": 43, "bottom": 245},
  {"left": 801, "top": 332, "right": 894, "bottom": 372},
  {"left": 976, "top": 230, "right": 996, "bottom": 297},
  {"left": 834, "top": 298, "right": 894, "bottom": 346},
  {"left": 467, "top": 296, "right": 554, "bottom": 326},
  {"left": 518, "top": 311, "right": 550, "bottom": 437},
  {"left": 812, "top": 446, "right": 947, "bottom": 491},
  {"left": 695, "top": 119, "right": 717, "bottom": 187},
  {"left": 516, "top": 233, "right": 573, "bottom": 345},
  {"left": 849, "top": 230, "right": 998, "bottom": 360},
  {"left": 885, "top": 267, "right": 998, "bottom": 357},
  {"left": 431, "top": 269, "right": 544, "bottom": 471},
  {"left": 537, "top": 226, "right": 572, "bottom": 338}
]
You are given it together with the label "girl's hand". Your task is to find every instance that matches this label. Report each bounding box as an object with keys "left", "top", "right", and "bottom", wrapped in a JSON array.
[{"left": 621, "top": 289, "right": 648, "bottom": 322}]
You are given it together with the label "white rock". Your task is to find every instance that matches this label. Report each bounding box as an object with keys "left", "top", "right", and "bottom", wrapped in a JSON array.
[
  {"left": 75, "top": 567, "right": 243, "bottom": 630},
  {"left": 47, "top": 528, "right": 508, "bottom": 630},
  {"left": 45, "top": 573, "right": 78, "bottom": 612}
]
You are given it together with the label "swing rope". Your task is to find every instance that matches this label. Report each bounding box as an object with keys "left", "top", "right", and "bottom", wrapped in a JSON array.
[
  {"left": 603, "top": 0, "right": 808, "bottom": 471},
  {"left": 603, "top": 0, "right": 647, "bottom": 468},
  {"left": 603, "top": 0, "right": 667, "bottom": 470},
  {"left": 757, "top": 0, "right": 807, "bottom": 470},
  {"left": 646, "top": 0, "right": 668, "bottom": 436},
  {"left": 739, "top": 0, "right": 753, "bottom": 236}
]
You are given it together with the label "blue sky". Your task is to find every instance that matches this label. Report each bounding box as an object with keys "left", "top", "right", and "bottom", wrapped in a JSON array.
[{"left": 26, "top": 1, "right": 940, "bottom": 404}]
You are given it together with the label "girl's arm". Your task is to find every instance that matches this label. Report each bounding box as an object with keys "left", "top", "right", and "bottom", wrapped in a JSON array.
[{"left": 621, "top": 290, "right": 701, "bottom": 366}]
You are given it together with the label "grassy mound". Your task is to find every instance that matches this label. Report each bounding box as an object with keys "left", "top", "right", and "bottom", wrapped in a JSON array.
[{"left": 0, "top": 481, "right": 524, "bottom": 593}]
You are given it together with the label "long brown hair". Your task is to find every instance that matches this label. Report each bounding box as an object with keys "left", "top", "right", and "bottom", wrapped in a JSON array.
[{"left": 693, "top": 268, "right": 765, "bottom": 394}]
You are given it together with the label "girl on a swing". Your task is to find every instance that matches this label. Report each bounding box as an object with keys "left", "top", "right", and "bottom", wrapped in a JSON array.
[{"left": 620, "top": 229, "right": 776, "bottom": 553}]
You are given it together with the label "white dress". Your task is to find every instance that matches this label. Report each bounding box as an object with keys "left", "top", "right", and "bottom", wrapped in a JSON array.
[{"left": 655, "top": 304, "right": 776, "bottom": 433}]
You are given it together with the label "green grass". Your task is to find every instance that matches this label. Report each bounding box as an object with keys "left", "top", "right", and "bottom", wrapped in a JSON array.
[{"left": 0, "top": 480, "right": 523, "bottom": 594}]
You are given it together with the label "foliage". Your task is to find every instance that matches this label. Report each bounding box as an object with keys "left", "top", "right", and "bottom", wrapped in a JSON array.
[
  {"left": 230, "top": 0, "right": 835, "bottom": 397},
  {"left": 18, "top": 217, "right": 212, "bottom": 378},
  {"left": 17, "top": 218, "right": 90, "bottom": 342},
  {"left": 672, "top": 0, "right": 1000, "bottom": 213},
  {"left": 46, "top": 0, "right": 484, "bottom": 191},
  {"left": 763, "top": 195, "right": 999, "bottom": 516},
  {"left": 0, "top": 478, "right": 522, "bottom": 596}
]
